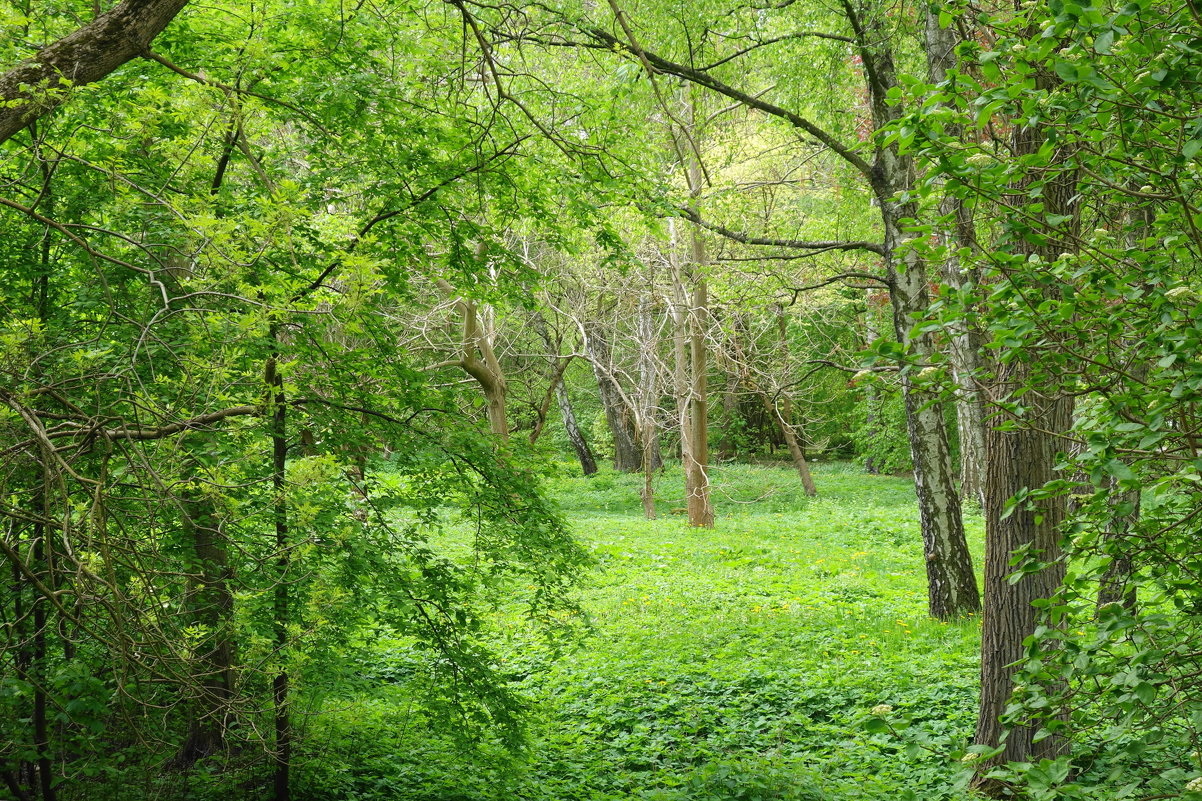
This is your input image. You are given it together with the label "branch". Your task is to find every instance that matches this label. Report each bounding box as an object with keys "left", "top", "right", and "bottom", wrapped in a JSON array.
[
  {"left": 142, "top": 50, "right": 336, "bottom": 138},
  {"left": 0, "top": 0, "right": 191, "bottom": 144},
  {"left": 580, "top": 26, "right": 872, "bottom": 176},
  {"left": 676, "top": 206, "right": 885, "bottom": 255},
  {"left": 102, "top": 405, "right": 259, "bottom": 441}
]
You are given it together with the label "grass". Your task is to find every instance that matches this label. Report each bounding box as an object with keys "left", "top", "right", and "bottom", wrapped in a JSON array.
[{"left": 300, "top": 461, "right": 986, "bottom": 801}]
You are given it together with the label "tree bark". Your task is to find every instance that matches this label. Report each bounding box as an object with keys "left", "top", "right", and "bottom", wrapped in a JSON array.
[
  {"left": 847, "top": 0, "right": 979, "bottom": 619},
  {"left": 975, "top": 387, "right": 1072, "bottom": 766},
  {"left": 636, "top": 292, "right": 661, "bottom": 518},
  {"left": 925, "top": 10, "right": 987, "bottom": 508},
  {"left": 265, "top": 346, "right": 291, "bottom": 801},
  {"left": 583, "top": 321, "right": 641, "bottom": 472},
  {"left": 974, "top": 76, "right": 1078, "bottom": 778},
  {"left": 555, "top": 379, "right": 598, "bottom": 476},
  {"left": 881, "top": 203, "right": 980, "bottom": 619},
  {"left": 762, "top": 392, "right": 817, "bottom": 497},
  {"left": 437, "top": 279, "right": 509, "bottom": 440},
  {"left": 0, "top": 0, "right": 191, "bottom": 144}
]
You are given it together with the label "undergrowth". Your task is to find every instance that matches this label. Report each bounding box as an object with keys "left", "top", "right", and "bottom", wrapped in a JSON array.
[{"left": 299, "top": 462, "right": 985, "bottom": 800}]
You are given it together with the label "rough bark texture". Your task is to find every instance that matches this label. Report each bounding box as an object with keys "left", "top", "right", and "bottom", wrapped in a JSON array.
[
  {"left": 0, "top": 0, "right": 191, "bottom": 144},
  {"left": 584, "top": 321, "right": 641, "bottom": 472},
  {"left": 974, "top": 77, "right": 1078, "bottom": 782},
  {"left": 975, "top": 387, "right": 1072, "bottom": 766}
]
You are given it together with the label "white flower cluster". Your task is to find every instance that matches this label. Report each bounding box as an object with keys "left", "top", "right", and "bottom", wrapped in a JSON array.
[
  {"left": 1186, "top": 775, "right": 1202, "bottom": 793},
  {"left": 960, "top": 752, "right": 982, "bottom": 763},
  {"left": 966, "top": 153, "right": 993, "bottom": 167},
  {"left": 1166, "top": 286, "right": 1196, "bottom": 302},
  {"left": 870, "top": 704, "right": 893, "bottom": 716},
  {"left": 916, "top": 366, "right": 941, "bottom": 380}
]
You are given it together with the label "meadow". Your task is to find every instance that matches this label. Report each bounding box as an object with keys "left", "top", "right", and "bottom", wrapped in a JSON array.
[{"left": 299, "top": 462, "right": 985, "bottom": 800}]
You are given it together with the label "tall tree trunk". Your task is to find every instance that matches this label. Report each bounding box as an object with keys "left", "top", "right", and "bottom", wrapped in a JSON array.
[
  {"left": 846, "top": 0, "right": 979, "bottom": 619},
  {"left": 925, "top": 10, "right": 987, "bottom": 508},
  {"left": 975, "top": 387, "right": 1072, "bottom": 766},
  {"left": 879, "top": 200, "right": 980, "bottom": 619},
  {"left": 671, "top": 91, "right": 715, "bottom": 529},
  {"left": 974, "top": 82, "right": 1078, "bottom": 778},
  {"left": 583, "top": 321, "right": 641, "bottom": 472}
]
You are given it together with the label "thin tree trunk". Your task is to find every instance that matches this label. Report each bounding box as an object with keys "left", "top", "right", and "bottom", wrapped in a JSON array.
[
  {"left": 637, "top": 292, "right": 660, "bottom": 518},
  {"left": 762, "top": 392, "right": 817, "bottom": 497},
  {"left": 881, "top": 204, "right": 980, "bottom": 619},
  {"left": 862, "top": 292, "right": 883, "bottom": 475},
  {"left": 265, "top": 345, "right": 290, "bottom": 801}
]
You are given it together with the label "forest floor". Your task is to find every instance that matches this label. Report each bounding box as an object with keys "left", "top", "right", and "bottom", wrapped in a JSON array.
[{"left": 302, "top": 462, "right": 985, "bottom": 801}]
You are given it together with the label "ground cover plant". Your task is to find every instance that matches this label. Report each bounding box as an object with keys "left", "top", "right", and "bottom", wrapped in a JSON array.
[{"left": 298, "top": 463, "right": 984, "bottom": 800}]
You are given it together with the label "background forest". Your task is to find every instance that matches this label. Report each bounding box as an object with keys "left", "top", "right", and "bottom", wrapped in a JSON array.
[{"left": 2, "top": 0, "right": 1202, "bottom": 799}]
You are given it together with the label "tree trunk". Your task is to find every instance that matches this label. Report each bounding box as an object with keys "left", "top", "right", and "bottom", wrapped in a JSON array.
[
  {"left": 0, "top": 0, "right": 192, "bottom": 144},
  {"left": 265, "top": 346, "right": 291, "bottom": 801},
  {"left": 584, "top": 321, "right": 641, "bottom": 472},
  {"left": 437, "top": 279, "right": 509, "bottom": 440},
  {"left": 174, "top": 471, "right": 234, "bottom": 767},
  {"left": 762, "top": 392, "right": 817, "bottom": 497},
  {"left": 881, "top": 203, "right": 980, "bottom": 619},
  {"left": 673, "top": 91, "right": 715, "bottom": 529},
  {"left": 555, "top": 379, "right": 598, "bottom": 476},
  {"left": 975, "top": 387, "right": 1073, "bottom": 766},
  {"left": 862, "top": 292, "right": 883, "bottom": 475},
  {"left": 925, "top": 9, "right": 987, "bottom": 508},
  {"left": 974, "top": 84, "right": 1078, "bottom": 779},
  {"left": 637, "top": 292, "right": 661, "bottom": 518}
]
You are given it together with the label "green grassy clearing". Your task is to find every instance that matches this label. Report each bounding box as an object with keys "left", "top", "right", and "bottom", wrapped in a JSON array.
[{"left": 301, "top": 462, "right": 985, "bottom": 801}]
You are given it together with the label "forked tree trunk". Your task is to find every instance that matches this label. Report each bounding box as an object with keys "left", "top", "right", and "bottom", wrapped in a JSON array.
[{"left": 436, "top": 278, "right": 508, "bottom": 440}]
